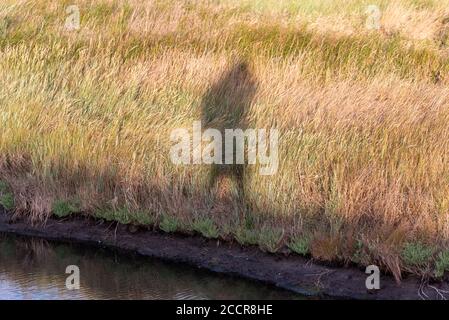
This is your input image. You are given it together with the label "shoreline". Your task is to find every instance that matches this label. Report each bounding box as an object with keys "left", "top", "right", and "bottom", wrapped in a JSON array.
[{"left": 0, "top": 209, "right": 447, "bottom": 300}]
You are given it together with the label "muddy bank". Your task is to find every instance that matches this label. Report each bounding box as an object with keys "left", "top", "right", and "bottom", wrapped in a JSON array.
[{"left": 0, "top": 209, "right": 447, "bottom": 300}]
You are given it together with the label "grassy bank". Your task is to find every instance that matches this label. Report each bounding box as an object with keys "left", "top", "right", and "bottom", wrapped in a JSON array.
[{"left": 2, "top": 0, "right": 449, "bottom": 280}]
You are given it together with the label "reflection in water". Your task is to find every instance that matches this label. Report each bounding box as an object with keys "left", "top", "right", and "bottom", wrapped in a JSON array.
[{"left": 0, "top": 233, "right": 302, "bottom": 300}]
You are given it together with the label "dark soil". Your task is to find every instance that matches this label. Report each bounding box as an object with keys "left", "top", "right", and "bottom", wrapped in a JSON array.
[{"left": 0, "top": 208, "right": 447, "bottom": 300}]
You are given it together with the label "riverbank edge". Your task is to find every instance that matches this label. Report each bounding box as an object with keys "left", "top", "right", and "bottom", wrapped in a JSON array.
[{"left": 0, "top": 208, "right": 446, "bottom": 300}]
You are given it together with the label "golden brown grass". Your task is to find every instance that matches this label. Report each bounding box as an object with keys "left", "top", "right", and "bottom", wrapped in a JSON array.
[{"left": 2, "top": 0, "right": 449, "bottom": 279}]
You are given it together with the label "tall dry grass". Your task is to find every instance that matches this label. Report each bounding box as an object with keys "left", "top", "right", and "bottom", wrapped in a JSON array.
[{"left": 2, "top": 0, "right": 449, "bottom": 278}]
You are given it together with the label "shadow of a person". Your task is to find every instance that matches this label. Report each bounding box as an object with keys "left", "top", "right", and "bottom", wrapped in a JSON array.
[{"left": 200, "top": 61, "right": 257, "bottom": 217}]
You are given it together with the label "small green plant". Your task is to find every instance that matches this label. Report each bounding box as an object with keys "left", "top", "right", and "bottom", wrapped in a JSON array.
[
  {"left": 53, "top": 200, "right": 79, "bottom": 218},
  {"left": 132, "top": 211, "right": 154, "bottom": 225},
  {"left": 0, "top": 181, "right": 14, "bottom": 210},
  {"left": 288, "top": 236, "right": 310, "bottom": 256},
  {"left": 97, "top": 208, "right": 132, "bottom": 224},
  {"left": 218, "top": 223, "right": 233, "bottom": 239},
  {"left": 234, "top": 226, "right": 259, "bottom": 246},
  {"left": 159, "top": 215, "right": 179, "bottom": 233},
  {"left": 258, "top": 227, "right": 284, "bottom": 253},
  {"left": 94, "top": 208, "right": 113, "bottom": 221},
  {"left": 112, "top": 208, "right": 133, "bottom": 224},
  {"left": 95, "top": 207, "right": 154, "bottom": 225},
  {"left": 435, "top": 251, "right": 449, "bottom": 278},
  {"left": 401, "top": 242, "right": 434, "bottom": 268},
  {"left": 350, "top": 240, "right": 365, "bottom": 264},
  {"left": 0, "top": 193, "right": 14, "bottom": 210},
  {"left": 0, "top": 181, "right": 8, "bottom": 193},
  {"left": 193, "top": 217, "right": 219, "bottom": 239}
]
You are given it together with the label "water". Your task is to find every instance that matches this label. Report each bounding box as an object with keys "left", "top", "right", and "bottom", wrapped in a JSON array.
[{"left": 0, "top": 233, "right": 303, "bottom": 300}]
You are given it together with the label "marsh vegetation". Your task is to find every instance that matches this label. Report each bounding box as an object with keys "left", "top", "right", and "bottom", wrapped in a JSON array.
[{"left": 1, "top": 0, "right": 449, "bottom": 280}]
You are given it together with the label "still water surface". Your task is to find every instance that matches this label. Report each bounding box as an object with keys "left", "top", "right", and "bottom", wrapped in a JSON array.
[{"left": 0, "top": 233, "right": 303, "bottom": 300}]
